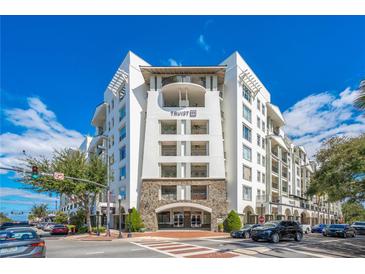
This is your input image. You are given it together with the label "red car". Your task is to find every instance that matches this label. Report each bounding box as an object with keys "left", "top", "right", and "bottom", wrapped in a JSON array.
[{"left": 50, "top": 224, "right": 69, "bottom": 235}]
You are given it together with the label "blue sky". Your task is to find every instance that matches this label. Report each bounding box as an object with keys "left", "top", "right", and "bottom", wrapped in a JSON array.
[{"left": 1, "top": 16, "right": 365, "bottom": 220}]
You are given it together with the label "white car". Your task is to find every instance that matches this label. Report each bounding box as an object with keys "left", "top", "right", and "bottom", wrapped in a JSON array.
[
  {"left": 301, "top": 224, "right": 311, "bottom": 234},
  {"left": 42, "top": 223, "right": 56, "bottom": 232}
]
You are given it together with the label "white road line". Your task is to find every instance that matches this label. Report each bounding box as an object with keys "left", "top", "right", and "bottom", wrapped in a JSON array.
[{"left": 277, "top": 247, "right": 333, "bottom": 258}]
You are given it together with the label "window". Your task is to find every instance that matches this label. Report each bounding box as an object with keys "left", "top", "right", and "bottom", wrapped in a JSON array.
[
  {"left": 262, "top": 173, "right": 266, "bottom": 184},
  {"left": 262, "top": 156, "right": 266, "bottom": 166},
  {"left": 257, "top": 152, "right": 261, "bottom": 164},
  {"left": 257, "top": 134, "right": 261, "bottom": 146},
  {"left": 119, "top": 105, "right": 126, "bottom": 121},
  {"left": 242, "top": 85, "right": 252, "bottom": 103},
  {"left": 158, "top": 212, "right": 170, "bottom": 224},
  {"left": 257, "top": 171, "right": 261, "bottom": 182},
  {"left": 161, "top": 186, "right": 177, "bottom": 200},
  {"left": 257, "top": 117, "right": 261, "bottom": 129},
  {"left": 191, "top": 163, "right": 209, "bottom": 177},
  {"left": 257, "top": 189, "right": 261, "bottom": 196},
  {"left": 243, "top": 124, "right": 252, "bottom": 142},
  {"left": 191, "top": 120, "right": 209, "bottom": 134},
  {"left": 191, "top": 185, "right": 208, "bottom": 200},
  {"left": 243, "top": 165, "right": 252, "bottom": 181},
  {"left": 120, "top": 145, "right": 126, "bottom": 161},
  {"left": 161, "top": 164, "right": 177, "bottom": 178},
  {"left": 262, "top": 121, "right": 266, "bottom": 133},
  {"left": 111, "top": 99, "right": 114, "bottom": 109},
  {"left": 161, "top": 120, "right": 177, "bottom": 134},
  {"left": 262, "top": 104, "right": 266, "bottom": 115},
  {"left": 243, "top": 185, "right": 252, "bottom": 201},
  {"left": 120, "top": 166, "right": 126, "bottom": 180},
  {"left": 119, "top": 125, "right": 126, "bottom": 141},
  {"left": 243, "top": 145, "right": 252, "bottom": 161},
  {"left": 243, "top": 104, "right": 252, "bottom": 123},
  {"left": 257, "top": 99, "right": 261, "bottom": 111}
]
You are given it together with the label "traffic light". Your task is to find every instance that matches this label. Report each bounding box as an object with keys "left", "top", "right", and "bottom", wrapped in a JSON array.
[{"left": 31, "top": 165, "right": 39, "bottom": 179}]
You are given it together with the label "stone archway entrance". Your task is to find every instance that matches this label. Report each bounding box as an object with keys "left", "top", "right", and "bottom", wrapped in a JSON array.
[
  {"left": 284, "top": 208, "right": 292, "bottom": 220},
  {"left": 293, "top": 210, "right": 299, "bottom": 221},
  {"left": 155, "top": 202, "right": 212, "bottom": 230}
]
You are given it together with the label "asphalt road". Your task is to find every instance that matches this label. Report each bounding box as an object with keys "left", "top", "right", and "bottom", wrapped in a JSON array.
[{"left": 44, "top": 233, "right": 365, "bottom": 258}]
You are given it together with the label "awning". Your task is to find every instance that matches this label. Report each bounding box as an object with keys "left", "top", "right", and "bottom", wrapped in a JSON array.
[
  {"left": 267, "top": 102, "right": 285, "bottom": 126},
  {"left": 270, "top": 135, "right": 289, "bottom": 151}
]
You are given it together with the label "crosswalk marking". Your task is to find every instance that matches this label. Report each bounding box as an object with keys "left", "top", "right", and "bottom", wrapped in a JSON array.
[{"left": 131, "top": 239, "right": 240, "bottom": 258}]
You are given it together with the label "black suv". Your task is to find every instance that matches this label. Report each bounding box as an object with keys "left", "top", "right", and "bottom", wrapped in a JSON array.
[{"left": 251, "top": 220, "right": 303, "bottom": 243}]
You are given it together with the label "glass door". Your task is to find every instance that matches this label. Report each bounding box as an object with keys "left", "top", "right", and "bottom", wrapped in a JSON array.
[
  {"left": 191, "top": 213, "right": 202, "bottom": 228},
  {"left": 173, "top": 213, "right": 184, "bottom": 228}
]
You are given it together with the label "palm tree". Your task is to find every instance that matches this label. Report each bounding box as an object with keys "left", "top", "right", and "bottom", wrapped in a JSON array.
[
  {"left": 30, "top": 204, "right": 49, "bottom": 220},
  {"left": 354, "top": 80, "right": 365, "bottom": 111}
]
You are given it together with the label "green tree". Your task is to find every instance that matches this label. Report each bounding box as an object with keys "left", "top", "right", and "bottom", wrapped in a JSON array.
[
  {"left": 306, "top": 135, "right": 365, "bottom": 203},
  {"left": 223, "top": 210, "right": 242, "bottom": 233},
  {"left": 125, "top": 208, "right": 144, "bottom": 232},
  {"left": 22, "top": 149, "right": 107, "bottom": 233},
  {"left": 54, "top": 211, "right": 68, "bottom": 224},
  {"left": 341, "top": 201, "right": 365, "bottom": 224},
  {"left": 30, "top": 204, "right": 49, "bottom": 220},
  {"left": 0, "top": 212, "right": 12, "bottom": 224}
]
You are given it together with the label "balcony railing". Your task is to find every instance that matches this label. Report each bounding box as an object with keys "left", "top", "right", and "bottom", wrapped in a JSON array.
[
  {"left": 272, "top": 165, "right": 279, "bottom": 174},
  {"left": 272, "top": 182, "right": 279, "bottom": 189},
  {"left": 161, "top": 75, "right": 206, "bottom": 88}
]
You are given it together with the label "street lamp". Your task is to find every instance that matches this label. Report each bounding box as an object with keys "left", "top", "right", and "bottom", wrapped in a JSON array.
[
  {"left": 118, "top": 194, "right": 123, "bottom": 238},
  {"left": 96, "top": 211, "right": 100, "bottom": 236},
  {"left": 127, "top": 208, "right": 132, "bottom": 238}
]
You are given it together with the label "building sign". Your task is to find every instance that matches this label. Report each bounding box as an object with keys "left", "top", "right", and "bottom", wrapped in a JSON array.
[{"left": 170, "top": 110, "right": 197, "bottom": 117}]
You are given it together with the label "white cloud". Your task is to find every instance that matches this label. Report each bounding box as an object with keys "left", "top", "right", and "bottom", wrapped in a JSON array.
[
  {"left": 168, "top": 58, "right": 182, "bottom": 66},
  {"left": 0, "top": 187, "right": 58, "bottom": 202},
  {"left": 0, "top": 97, "right": 84, "bottom": 172},
  {"left": 283, "top": 87, "right": 365, "bottom": 157},
  {"left": 197, "top": 34, "right": 210, "bottom": 52}
]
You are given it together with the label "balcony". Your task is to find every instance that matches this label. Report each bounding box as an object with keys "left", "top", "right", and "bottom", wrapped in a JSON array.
[
  {"left": 271, "top": 146, "right": 279, "bottom": 157},
  {"left": 161, "top": 120, "right": 177, "bottom": 134},
  {"left": 272, "top": 159, "right": 279, "bottom": 174},
  {"left": 161, "top": 142, "right": 177, "bottom": 156},
  {"left": 191, "top": 120, "right": 209, "bottom": 134},
  {"left": 161, "top": 75, "right": 206, "bottom": 88},
  {"left": 191, "top": 141, "right": 209, "bottom": 156}
]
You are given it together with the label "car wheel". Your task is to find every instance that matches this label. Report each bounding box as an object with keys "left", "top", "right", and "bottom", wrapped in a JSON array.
[
  {"left": 271, "top": 233, "right": 279, "bottom": 243},
  {"left": 244, "top": 232, "right": 250, "bottom": 239},
  {"left": 295, "top": 232, "right": 303, "bottom": 242},
  {"left": 252, "top": 237, "right": 258, "bottom": 242},
  {"left": 323, "top": 232, "right": 327, "bottom": 237},
  {"left": 353, "top": 232, "right": 356, "bottom": 238}
]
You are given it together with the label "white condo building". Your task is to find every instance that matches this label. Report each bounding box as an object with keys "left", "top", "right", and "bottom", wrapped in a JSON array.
[{"left": 60, "top": 51, "right": 342, "bottom": 230}]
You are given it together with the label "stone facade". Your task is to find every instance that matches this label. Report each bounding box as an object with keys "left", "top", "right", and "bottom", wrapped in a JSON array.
[{"left": 139, "top": 179, "right": 228, "bottom": 231}]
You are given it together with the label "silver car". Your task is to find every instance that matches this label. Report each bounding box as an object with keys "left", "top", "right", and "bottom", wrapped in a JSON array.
[{"left": 0, "top": 228, "right": 46, "bottom": 258}]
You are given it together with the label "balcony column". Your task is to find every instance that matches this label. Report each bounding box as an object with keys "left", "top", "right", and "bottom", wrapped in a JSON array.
[
  {"left": 267, "top": 138, "right": 272, "bottom": 202},
  {"left": 278, "top": 146, "right": 282, "bottom": 200},
  {"left": 186, "top": 120, "right": 191, "bottom": 134},
  {"left": 177, "top": 141, "right": 181, "bottom": 156},
  {"left": 186, "top": 163, "right": 191, "bottom": 178},
  {"left": 177, "top": 163, "right": 182, "bottom": 178},
  {"left": 186, "top": 141, "right": 191, "bottom": 156}
]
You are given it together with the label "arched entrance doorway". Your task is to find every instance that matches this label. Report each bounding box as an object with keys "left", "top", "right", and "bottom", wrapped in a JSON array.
[
  {"left": 243, "top": 206, "right": 256, "bottom": 224},
  {"left": 284, "top": 209, "right": 292, "bottom": 220},
  {"left": 155, "top": 202, "right": 212, "bottom": 230},
  {"left": 301, "top": 211, "right": 309, "bottom": 224}
]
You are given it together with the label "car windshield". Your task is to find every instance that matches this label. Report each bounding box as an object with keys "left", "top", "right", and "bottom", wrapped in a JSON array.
[
  {"left": 353, "top": 222, "right": 365, "bottom": 226},
  {"left": 263, "top": 222, "right": 279, "bottom": 228},
  {"left": 329, "top": 224, "right": 346, "bottom": 229},
  {"left": 0, "top": 230, "right": 37, "bottom": 241}
]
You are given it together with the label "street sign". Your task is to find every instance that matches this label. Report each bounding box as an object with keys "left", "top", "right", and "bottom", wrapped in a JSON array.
[
  {"left": 258, "top": 215, "right": 265, "bottom": 224},
  {"left": 53, "top": 172, "right": 64, "bottom": 180}
]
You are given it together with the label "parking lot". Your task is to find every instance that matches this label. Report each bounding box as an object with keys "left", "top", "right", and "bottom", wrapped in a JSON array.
[{"left": 44, "top": 232, "right": 365, "bottom": 258}]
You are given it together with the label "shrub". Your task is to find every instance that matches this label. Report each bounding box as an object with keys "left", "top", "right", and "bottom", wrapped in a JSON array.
[
  {"left": 91, "top": 226, "right": 106, "bottom": 233},
  {"left": 77, "top": 226, "right": 88, "bottom": 234},
  {"left": 125, "top": 208, "right": 144, "bottom": 232},
  {"left": 223, "top": 210, "right": 242, "bottom": 233},
  {"left": 69, "top": 209, "right": 86, "bottom": 230},
  {"left": 218, "top": 223, "right": 224, "bottom": 232}
]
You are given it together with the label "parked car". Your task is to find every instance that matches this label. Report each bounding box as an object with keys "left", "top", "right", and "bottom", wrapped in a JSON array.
[
  {"left": 42, "top": 223, "right": 56, "bottom": 232},
  {"left": 0, "top": 228, "right": 46, "bottom": 258},
  {"left": 0, "top": 222, "right": 30, "bottom": 230},
  {"left": 231, "top": 224, "right": 261, "bottom": 239},
  {"left": 37, "top": 222, "right": 47, "bottom": 229},
  {"left": 323, "top": 224, "right": 356, "bottom": 238},
  {"left": 300, "top": 224, "right": 311, "bottom": 234},
  {"left": 251, "top": 220, "right": 303, "bottom": 243},
  {"left": 311, "top": 224, "right": 328, "bottom": 233},
  {"left": 351, "top": 221, "right": 365, "bottom": 235},
  {"left": 50, "top": 224, "right": 69, "bottom": 235}
]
